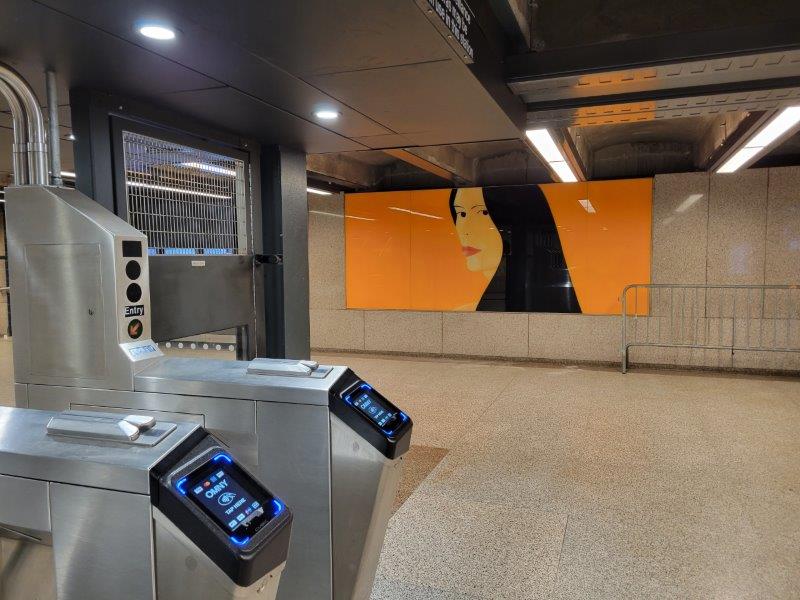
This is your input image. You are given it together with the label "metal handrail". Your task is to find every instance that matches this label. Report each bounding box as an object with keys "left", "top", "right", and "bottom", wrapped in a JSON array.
[{"left": 621, "top": 283, "right": 800, "bottom": 373}]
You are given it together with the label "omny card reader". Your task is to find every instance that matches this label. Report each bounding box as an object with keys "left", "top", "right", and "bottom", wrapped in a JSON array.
[{"left": 0, "top": 407, "right": 293, "bottom": 600}]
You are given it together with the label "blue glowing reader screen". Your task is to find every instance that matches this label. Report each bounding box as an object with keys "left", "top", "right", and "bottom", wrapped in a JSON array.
[
  {"left": 189, "top": 465, "right": 264, "bottom": 534},
  {"left": 352, "top": 390, "right": 396, "bottom": 428}
]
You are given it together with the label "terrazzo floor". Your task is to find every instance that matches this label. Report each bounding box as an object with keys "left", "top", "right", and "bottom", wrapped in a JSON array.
[
  {"left": 2, "top": 342, "right": 798, "bottom": 598},
  {"left": 312, "top": 352, "right": 800, "bottom": 600}
]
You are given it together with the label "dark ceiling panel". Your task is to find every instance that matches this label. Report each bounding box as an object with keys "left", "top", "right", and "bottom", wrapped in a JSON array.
[
  {"left": 314, "top": 60, "right": 521, "bottom": 146},
  {"left": 155, "top": 87, "right": 367, "bottom": 154},
  {"left": 0, "top": 0, "right": 524, "bottom": 155},
  {"left": 33, "top": 0, "right": 397, "bottom": 140},
  {"left": 0, "top": 0, "right": 217, "bottom": 96},
  {"left": 174, "top": 0, "right": 454, "bottom": 77}
]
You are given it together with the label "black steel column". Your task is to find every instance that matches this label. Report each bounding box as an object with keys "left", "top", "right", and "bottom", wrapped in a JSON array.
[{"left": 260, "top": 145, "right": 310, "bottom": 359}]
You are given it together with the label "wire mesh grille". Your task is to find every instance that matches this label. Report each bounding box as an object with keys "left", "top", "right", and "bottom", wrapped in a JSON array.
[{"left": 122, "top": 131, "right": 248, "bottom": 255}]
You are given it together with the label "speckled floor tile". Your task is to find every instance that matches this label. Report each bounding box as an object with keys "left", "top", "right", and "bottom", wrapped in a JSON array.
[
  {"left": 393, "top": 445, "right": 449, "bottom": 513},
  {"left": 552, "top": 508, "right": 800, "bottom": 600},
  {"left": 371, "top": 578, "right": 487, "bottom": 600},
  {"left": 374, "top": 492, "right": 567, "bottom": 600}
]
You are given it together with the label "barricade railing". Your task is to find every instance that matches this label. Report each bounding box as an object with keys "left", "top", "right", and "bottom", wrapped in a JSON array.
[{"left": 621, "top": 284, "right": 800, "bottom": 373}]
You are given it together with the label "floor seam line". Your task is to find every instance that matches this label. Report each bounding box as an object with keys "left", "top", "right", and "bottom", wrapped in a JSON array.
[
  {"left": 554, "top": 513, "right": 570, "bottom": 589},
  {"left": 440, "top": 371, "right": 522, "bottom": 455}
]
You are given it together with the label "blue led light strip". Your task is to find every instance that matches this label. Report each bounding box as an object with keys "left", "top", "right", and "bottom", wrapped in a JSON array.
[{"left": 175, "top": 477, "right": 189, "bottom": 495}]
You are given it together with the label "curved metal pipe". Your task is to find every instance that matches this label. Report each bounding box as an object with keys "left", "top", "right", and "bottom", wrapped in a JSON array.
[
  {"left": 45, "top": 70, "right": 62, "bottom": 186},
  {"left": 0, "top": 79, "right": 29, "bottom": 185},
  {"left": 0, "top": 63, "right": 48, "bottom": 185}
]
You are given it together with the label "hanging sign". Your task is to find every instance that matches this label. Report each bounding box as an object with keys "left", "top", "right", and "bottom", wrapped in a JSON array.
[{"left": 417, "top": 0, "right": 476, "bottom": 63}]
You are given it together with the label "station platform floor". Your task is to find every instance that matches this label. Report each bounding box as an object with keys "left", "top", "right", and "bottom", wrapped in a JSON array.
[{"left": 0, "top": 341, "right": 797, "bottom": 598}]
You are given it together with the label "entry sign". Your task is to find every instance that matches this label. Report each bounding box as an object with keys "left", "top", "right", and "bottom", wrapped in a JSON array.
[
  {"left": 420, "top": 0, "right": 475, "bottom": 63},
  {"left": 125, "top": 305, "right": 145, "bottom": 317}
]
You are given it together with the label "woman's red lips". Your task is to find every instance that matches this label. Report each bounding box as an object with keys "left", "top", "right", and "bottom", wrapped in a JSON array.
[{"left": 461, "top": 246, "right": 480, "bottom": 257}]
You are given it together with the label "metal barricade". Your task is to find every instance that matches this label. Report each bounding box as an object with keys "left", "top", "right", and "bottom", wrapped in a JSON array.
[{"left": 621, "top": 284, "right": 800, "bottom": 373}]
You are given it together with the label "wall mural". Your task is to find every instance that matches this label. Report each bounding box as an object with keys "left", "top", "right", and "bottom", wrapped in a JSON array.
[{"left": 345, "top": 180, "right": 652, "bottom": 315}]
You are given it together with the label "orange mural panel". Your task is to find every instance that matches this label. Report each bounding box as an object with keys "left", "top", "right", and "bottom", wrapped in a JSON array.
[
  {"left": 344, "top": 192, "right": 411, "bottom": 309},
  {"left": 585, "top": 179, "right": 652, "bottom": 314},
  {"left": 542, "top": 179, "right": 652, "bottom": 314},
  {"left": 345, "top": 180, "right": 653, "bottom": 315}
]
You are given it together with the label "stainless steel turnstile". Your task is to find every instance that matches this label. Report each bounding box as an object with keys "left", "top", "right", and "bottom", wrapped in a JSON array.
[
  {"left": 6, "top": 185, "right": 413, "bottom": 600},
  {"left": 0, "top": 407, "right": 292, "bottom": 600}
]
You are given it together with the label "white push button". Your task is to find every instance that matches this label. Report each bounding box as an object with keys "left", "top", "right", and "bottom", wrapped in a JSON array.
[{"left": 124, "top": 415, "right": 156, "bottom": 431}]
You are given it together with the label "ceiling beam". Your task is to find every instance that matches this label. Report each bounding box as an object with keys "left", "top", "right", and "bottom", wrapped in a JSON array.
[
  {"left": 306, "top": 153, "right": 380, "bottom": 189},
  {"left": 506, "top": 20, "right": 800, "bottom": 83},
  {"left": 487, "top": 0, "right": 530, "bottom": 51},
  {"left": 382, "top": 147, "right": 476, "bottom": 184}
]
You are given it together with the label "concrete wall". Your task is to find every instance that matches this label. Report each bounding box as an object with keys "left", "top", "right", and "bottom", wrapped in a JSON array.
[{"left": 309, "top": 168, "right": 800, "bottom": 371}]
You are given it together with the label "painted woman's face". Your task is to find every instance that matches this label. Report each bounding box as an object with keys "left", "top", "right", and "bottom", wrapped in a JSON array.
[{"left": 452, "top": 188, "right": 503, "bottom": 278}]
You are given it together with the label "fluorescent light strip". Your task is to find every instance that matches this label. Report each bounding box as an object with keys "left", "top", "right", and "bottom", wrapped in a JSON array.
[
  {"left": 307, "top": 187, "right": 333, "bottom": 196},
  {"left": 126, "top": 180, "right": 231, "bottom": 199},
  {"left": 180, "top": 162, "right": 237, "bottom": 177},
  {"left": 388, "top": 207, "right": 442, "bottom": 220},
  {"left": 717, "top": 106, "right": 800, "bottom": 173},
  {"left": 60, "top": 170, "right": 76, "bottom": 178},
  {"left": 525, "top": 129, "right": 578, "bottom": 183}
]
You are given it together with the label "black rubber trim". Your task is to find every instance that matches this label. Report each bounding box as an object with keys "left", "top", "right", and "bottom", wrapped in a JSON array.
[
  {"left": 329, "top": 369, "right": 413, "bottom": 460},
  {"left": 150, "top": 433, "right": 293, "bottom": 587}
]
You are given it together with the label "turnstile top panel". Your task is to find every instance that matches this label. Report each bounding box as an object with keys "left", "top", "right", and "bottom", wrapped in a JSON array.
[
  {"left": 0, "top": 406, "right": 199, "bottom": 494},
  {"left": 134, "top": 358, "right": 348, "bottom": 406}
]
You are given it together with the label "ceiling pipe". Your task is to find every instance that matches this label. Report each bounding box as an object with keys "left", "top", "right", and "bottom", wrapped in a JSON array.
[
  {"left": 0, "top": 79, "right": 29, "bottom": 185},
  {"left": 45, "top": 70, "right": 62, "bottom": 186},
  {"left": 0, "top": 63, "right": 49, "bottom": 185}
]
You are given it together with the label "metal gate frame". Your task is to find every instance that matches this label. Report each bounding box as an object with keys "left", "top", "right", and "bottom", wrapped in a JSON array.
[{"left": 621, "top": 283, "right": 800, "bottom": 373}]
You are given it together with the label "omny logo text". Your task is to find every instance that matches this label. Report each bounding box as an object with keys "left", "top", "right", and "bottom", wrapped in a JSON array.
[{"left": 204, "top": 478, "right": 229, "bottom": 499}]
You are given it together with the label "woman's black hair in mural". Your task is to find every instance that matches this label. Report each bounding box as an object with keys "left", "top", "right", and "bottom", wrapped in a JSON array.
[{"left": 449, "top": 185, "right": 581, "bottom": 313}]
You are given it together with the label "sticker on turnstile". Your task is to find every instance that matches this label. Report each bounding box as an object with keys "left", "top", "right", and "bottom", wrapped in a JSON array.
[
  {"left": 125, "top": 305, "right": 145, "bottom": 317},
  {"left": 127, "top": 319, "right": 144, "bottom": 339},
  {"left": 129, "top": 344, "right": 157, "bottom": 358}
]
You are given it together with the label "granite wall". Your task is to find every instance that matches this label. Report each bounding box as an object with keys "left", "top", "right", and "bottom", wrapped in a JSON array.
[{"left": 308, "top": 167, "right": 800, "bottom": 371}]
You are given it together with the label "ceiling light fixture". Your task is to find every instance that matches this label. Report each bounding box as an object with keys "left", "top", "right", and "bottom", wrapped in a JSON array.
[
  {"left": 314, "top": 110, "right": 340, "bottom": 121},
  {"left": 525, "top": 129, "right": 578, "bottom": 183},
  {"left": 307, "top": 187, "right": 333, "bottom": 196},
  {"left": 67, "top": 133, "right": 76, "bottom": 141},
  {"left": 717, "top": 106, "right": 800, "bottom": 173},
  {"left": 60, "top": 170, "right": 76, "bottom": 178},
  {"left": 138, "top": 23, "right": 176, "bottom": 40}
]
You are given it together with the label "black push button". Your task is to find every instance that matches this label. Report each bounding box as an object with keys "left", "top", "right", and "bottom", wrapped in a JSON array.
[
  {"left": 125, "top": 260, "right": 142, "bottom": 280},
  {"left": 127, "top": 283, "right": 142, "bottom": 303}
]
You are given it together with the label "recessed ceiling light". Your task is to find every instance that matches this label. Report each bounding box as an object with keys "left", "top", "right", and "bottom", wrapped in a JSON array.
[
  {"left": 138, "top": 24, "right": 176, "bottom": 40},
  {"left": 307, "top": 187, "right": 333, "bottom": 196},
  {"left": 314, "top": 110, "right": 340, "bottom": 121}
]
